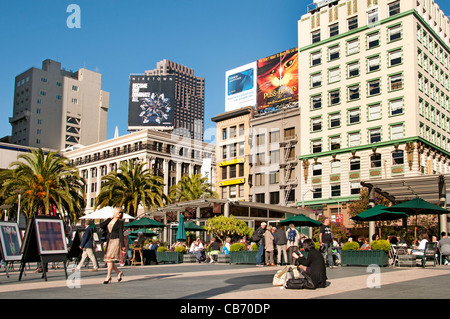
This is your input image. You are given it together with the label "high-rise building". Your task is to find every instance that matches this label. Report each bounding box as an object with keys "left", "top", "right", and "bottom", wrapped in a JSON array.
[
  {"left": 298, "top": 0, "right": 450, "bottom": 225},
  {"left": 128, "top": 59, "right": 205, "bottom": 141},
  {"left": 9, "top": 59, "right": 109, "bottom": 150}
]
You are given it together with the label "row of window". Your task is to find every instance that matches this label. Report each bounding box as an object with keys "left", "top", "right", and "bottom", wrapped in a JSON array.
[
  {"left": 310, "top": 74, "right": 404, "bottom": 110},
  {"left": 310, "top": 1, "right": 401, "bottom": 44},
  {"left": 417, "top": 24, "right": 450, "bottom": 70},
  {"left": 310, "top": 123, "right": 404, "bottom": 153},
  {"left": 311, "top": 98, "right": 404, "bottom": 133}
]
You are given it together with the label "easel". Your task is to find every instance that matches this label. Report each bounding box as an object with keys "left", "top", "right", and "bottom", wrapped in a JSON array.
[
  {"left": 19, "top": 214, "right": 68, "bottom": 281},
  {"left": 0, "top": 221, "right": 23, "bottom": 278}
]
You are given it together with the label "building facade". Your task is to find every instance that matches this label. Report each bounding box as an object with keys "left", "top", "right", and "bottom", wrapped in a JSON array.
[
  {"left": 129, "top": 59, "right": 205, "bottom": 141},
  {"left": 10, "top": 59, "right": 109, "bottom": 150},
  {"left": 63, "top": 129, "right": 215, "bottom": 215},
  {"left": 212, "top": 107, "right": 254, "bottom": 201},
  {"left": 298, "top": 0, "right": 450, "bottom": 226}
]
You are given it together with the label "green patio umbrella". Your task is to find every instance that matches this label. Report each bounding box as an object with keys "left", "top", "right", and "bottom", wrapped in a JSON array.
[
  {"left": 279, "top": 214, "right": 322, "bottom": 227},
  {"left": 125, "top": 217, "right": 166, "bottom": 229},
  {"left": 351, "top": 205, "right": 409, "bottom": 222},
  {"left": 176, "top": 214, "right": 187, "bottom": 242},
  {"left": 384, "top": 197, "right": 450, "bottom": 215}
]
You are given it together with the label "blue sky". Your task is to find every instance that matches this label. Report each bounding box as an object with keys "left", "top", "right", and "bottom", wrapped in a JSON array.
[{"left": 0, "top": 0, "right": 449, "bottom": 143}]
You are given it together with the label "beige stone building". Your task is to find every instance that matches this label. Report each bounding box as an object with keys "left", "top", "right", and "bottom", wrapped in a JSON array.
[
  {"left": 10, "top": 59, "right": 109, "bottom": 150},
  {"left": 298, "top": 0, "right": 450, "bottom": 228}
]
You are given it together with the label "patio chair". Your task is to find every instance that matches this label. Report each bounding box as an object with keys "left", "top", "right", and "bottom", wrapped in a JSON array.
[
  {"left": 416, "top": 242, "right": 438, "bottom": 268},
  {"left": 131, "top": 244, "right": 144, "bottom": 266},
  {"left": 439, "top": 244, "right": 450, "bottom": 265}
]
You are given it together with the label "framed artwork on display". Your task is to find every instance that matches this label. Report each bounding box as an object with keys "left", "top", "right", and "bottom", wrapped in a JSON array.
[
  {"left": 0, "top": 222, "right": 23, "bottom": 261},
  {"left": 35, "top": 218, "right": 68, "bottom": 255}
]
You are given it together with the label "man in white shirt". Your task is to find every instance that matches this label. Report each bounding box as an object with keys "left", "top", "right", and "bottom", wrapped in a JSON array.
[{"left": 189, "top": 238, "right": 205, "bottom": 263}]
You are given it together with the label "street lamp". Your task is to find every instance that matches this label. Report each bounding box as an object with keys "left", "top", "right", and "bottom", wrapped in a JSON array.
[{"left": 302, "top": 189, "right": 315, "bottom": 208}]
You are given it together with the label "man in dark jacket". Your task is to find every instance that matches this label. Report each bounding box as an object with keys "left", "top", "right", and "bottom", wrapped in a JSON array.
[
  {"left": 254, "top": 222, "right": 266, "bottom": 266},
  {"left": 273, "top": 225, "right": 288, "bottom": 265},
  {"left": 76, "top": 220, "right": 99, "bottom": 272}
]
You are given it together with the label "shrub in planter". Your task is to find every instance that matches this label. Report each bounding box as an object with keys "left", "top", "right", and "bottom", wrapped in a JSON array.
[
  {"left": 175, "top": 246, "right": 186, "bottom": 254},
  {"left": 157, "top": 246, "right": 168, "bottom": 253},
  {"left": 230, "top": 243, "right": 246, "bottom": 252},
  {"left": 370, "top": 239, "right": 391, "bottom": 252},
  {"left": 251, "top": 243, "right": 258, "bottom": 251},
  {"left": 342, "top": 242, "right": 360, "bottom": 251}
]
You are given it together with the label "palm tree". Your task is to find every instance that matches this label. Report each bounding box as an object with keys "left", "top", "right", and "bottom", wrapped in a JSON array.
[
  {"left": 0, "top": 148, "right": 86, "bottom": 223},
  {"left": 169, "top": 173, "right": 217, "bottom": 202},
  {"left": 95, "top": 159, "right": 169, "bottom": 216}
]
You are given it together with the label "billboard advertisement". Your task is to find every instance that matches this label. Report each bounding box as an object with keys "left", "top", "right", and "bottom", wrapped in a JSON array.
[
  {"left": 225, "top": 61, "right": 257, "bottom": 112},
  {"left": 128, "top": 76, "right": 175, "bottom": 127},
  {"left": 257, "top": 48, "right": 298, "bottom": 110}
]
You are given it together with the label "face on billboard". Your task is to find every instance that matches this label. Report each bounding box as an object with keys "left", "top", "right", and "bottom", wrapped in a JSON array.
[
  {"left": 257, "top": 48, "right": 298, "bottom": 110},
  {"left": 128, "top": 76, "right": 175, "bottom": 127},
  {"left": 225, "top": 61, "right": 257, "bottom": 112}
]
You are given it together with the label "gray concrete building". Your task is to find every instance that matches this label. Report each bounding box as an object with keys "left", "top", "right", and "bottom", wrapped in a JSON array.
[{"left": 10, "top": 59, "right": 109, "bottom": 150}]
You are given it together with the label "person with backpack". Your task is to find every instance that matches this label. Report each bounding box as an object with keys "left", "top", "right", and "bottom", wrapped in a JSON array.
[
  {"left": 286, "top": 223, "right": 299, "bottom": 265},
  {"left": 320, "top": 218, "right": 337, "bottom": 269}
]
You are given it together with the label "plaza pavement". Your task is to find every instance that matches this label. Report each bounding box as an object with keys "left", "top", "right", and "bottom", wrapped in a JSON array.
[{"left": 1, "top": 261, "right": 450, "bottom": 301}]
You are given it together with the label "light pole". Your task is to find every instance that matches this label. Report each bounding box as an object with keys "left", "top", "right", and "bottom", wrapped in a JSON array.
[{"left": 301, "top": 189, "right": 315, "bottom": 208}]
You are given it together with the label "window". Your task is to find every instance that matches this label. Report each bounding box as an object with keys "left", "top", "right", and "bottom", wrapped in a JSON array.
[
  {"left": 390, "top": 124, "right": 404, "bottom": 140},
  {"left": 222, "top": 145, "right": 227, "bottom": 159},
  {"left": 330, "top": 136, "right": 341, "bottom": 150},
  {"left": 329, "top": 67, "right": 340, "bottom": 83},
  {"left": 270, "top": 150, "right": 280, "bottom": 164},
  {"left": 313, "top": 187, "right": 322, "bottom": 199},
  {"left": 312, "top": 163, "right": 322, "bottom": 176},
  {"left": 367, "top": 56, "right": 380, "bottom": 72},
  {"left": 270, "top": 192, "right": 280, "bottom": 205},
  {"left": 389, "top": 1, "right": 400, "bottom": 16},
  {"left": 389, "top": 74, "right": 403, "bottom": 91},
  {"left": 392, "top": 150, "right": 404, "bottom": 165},
  {"left": 255, "top": 193, "right": 265, "bottom": 203},
  {"left": 229, "top": 164, "right": 237, "bottom": 178},
  {"left": 311, "top": 73, "right": 322, "bottom": 88},
  {"left": 269, "top": 131, "right": 280, "bottom": 143},
  {"left": 329, "top": 23, "right": 339, "bottom": 37},
  {"left": 311, "top": 51, "right": 322, "bottom": 66},
  {"left": 389, "top": 50, "right": 402, "bottom": 66},
  {"left": 368, "top": 79, "right": 380, "bottom": 96},
  {"left": 348, "top": 17, "right": 358, "bottom": 31},
  {"left": 256, "top": 134, "right": 265, "bottom": 146},
  {"left": 72, "top": 85, "right": 79, "bottom": 91},
  {"left": 229, "top": 185, "right": 236, "bottom": 198},
  {"left": 330, "top": 160, "right": 341, "bottom": 174},
  {"left": 347, "top": 38, "right": 359, "bottom": 55},
  {"left": 255, "top": 173, "right": 265, "bottom": 186},
  {"left": 329, "top": 113, "right": 341, "bottom": 128},
  {"left": 329, "top": 45, "right": 340, "bottom": 61},
  {"left": 312, "top": 140, "right": 322, "bottom": 153},
  {"left": 329, "top": 90, "right": 340, "bottom": 105},
  {"left": 390, "top": 99, "right": 403, "bottom": 116},
  {"left": 350, "top": 157, "right": 360, "bottom": 171},
  {"left": 222, "top": 167, "right": 227, "bottom": 179},
  {"left": 312, "top": 30, "right": 321, "bottom": 44},
  {"left": 348, "top": 109, "right": 360, "bottom": 124},
  {"left": 348, "top": 85, "right": 360, "bottom": 100},
  {"left": 256, "top": 153, "right": 265, "bottom": 166},
  {"left": 331, "top": 184, "right": 341, "bottom": 197},
  {"left": 311, "top": 117, "right": 322, "bottom": 132},
  {"left": 311, "top": 95, "right": 322, "bottom": 109},
  {"left": 230, "top": 143, "right": 237, "bottom": 157},
  {"left": 269, "top": 171, "right": 279, "bottom": 184},
  {"left": 389, "top": 25, "right": 402, "bottom": 42},
  {"left": 350, "top": 182, "right": 361, "bottom": 195},
  {"left": 348, "top": 62, "right": 360, "bottom": 78},
  {"left": 369, "top": 128, "right": 381, "bottom": 143},
  {"left": 371, "top": 153, "right": 382, "bottom": 168},
  {"left": 284, "top": 127, "right": 296, "bottom": 140},
  {"left": 222, "top": 128, "right": 227, "bottom": 140},
  {"left": 238, "top": 142, "right": 245, "bottom": 156},
  {"left": 367, "top": 8, "right": 379, "bottom": 25},
  {"left": 239, "top": 124, "right": 244, "bottom": 136},
  {"left": 348, "top": 132, "right": 361, "bottom": 147},
  {"left": 367, "top": 32, "right": 380, "bottom": 49}
]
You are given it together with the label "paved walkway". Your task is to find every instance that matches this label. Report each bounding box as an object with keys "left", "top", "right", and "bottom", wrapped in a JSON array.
[{"left": 1, "top": 261, "right": 450, "bottom": 300}]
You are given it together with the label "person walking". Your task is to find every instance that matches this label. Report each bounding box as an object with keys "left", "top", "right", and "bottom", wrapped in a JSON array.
[
  {"left": 320, "top": 218, "right": 336, "bottom": 269},
  {"left": 99, "top": 207, "right": 126, "bottom": 284},
  {"left": 264, "top": 225, "right": 275, "bottom": 266},
  {"left": 286, "top": 224, "right": 300, "bottom": 265},
  {"left": 273, "top": 224, "right": 288, "bottom": 266},
  {"left": 76, "top": 219, "right": 99, "bottom": 272},
  {"left": 253, "top": 222, "right": 267, "bottom": 267}
]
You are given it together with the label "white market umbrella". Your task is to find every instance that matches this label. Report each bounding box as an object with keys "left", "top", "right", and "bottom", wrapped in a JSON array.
[{"left": 80, "top": 206, "right": 135, "bottom": 220}]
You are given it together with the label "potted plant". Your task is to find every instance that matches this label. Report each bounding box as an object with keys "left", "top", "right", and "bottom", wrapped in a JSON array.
[
  {"left": 157, "top": 245, "right": 184, "bottom": 264},
  {"left": 230, "top": 243, "right": 257, "bottom": 264},
  {"left": 341, "top": 240, "right": 390, "bottom": 266}
]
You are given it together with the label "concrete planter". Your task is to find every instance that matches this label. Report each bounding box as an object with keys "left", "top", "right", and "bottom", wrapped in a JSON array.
[
  {"left": 230, "top": 251, "right": 257, "bottom": 264},
  {"left": 157, "top": 251, "right": 183, "bottom": 264},
  {"left": 341, "top": 250, "right": 389, "bottom": 267}
]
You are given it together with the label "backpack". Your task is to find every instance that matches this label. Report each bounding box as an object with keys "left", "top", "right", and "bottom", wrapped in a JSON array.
[
  {"left": 288, "top": 229, "right": 296, "bottom": 242},
  {"left": 284, "top": 269, "right": 316, "bottom": 290}
]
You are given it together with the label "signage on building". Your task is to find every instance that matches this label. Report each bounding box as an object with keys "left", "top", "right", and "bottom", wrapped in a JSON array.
[
  {"left": 225, "top": 61, "right": 257, "bottom": 112},
  {"left": 128, "top": 76, "right": 175, "bottom": 128},
  {"left": 219, "top": 178, "right": 245, "bottom": 187},
  {"left": 218, "top": 158, "right": 245, "bottom": 167}
]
